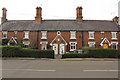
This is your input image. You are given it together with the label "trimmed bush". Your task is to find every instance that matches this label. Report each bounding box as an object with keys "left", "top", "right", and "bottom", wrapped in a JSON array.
[
  {"left": 2, "top": 39, "right": 9, "bottom": 45},
  {"left": 62, "top": 48, "right": 118, "bottom": 58},
  {"left": 2, "top": 46, "right": 54, "bottom": 58}
]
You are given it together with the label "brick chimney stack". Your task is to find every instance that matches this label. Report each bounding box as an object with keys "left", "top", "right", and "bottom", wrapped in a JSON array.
[
  {"left": 112, "top": 16, "right": 119, "bottom": 24},
  {"left": 76, "top": 6, "right": 83, "bottom": 22},
  {"left": 1, "top": 8, "right": 7, "bottom": 23},
  {"left": 35, "top": 7, "right": 42, "bottom": 23}
]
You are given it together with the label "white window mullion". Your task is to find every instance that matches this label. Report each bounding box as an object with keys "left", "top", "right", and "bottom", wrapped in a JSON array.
[
  {"left": 89, "top": 32, "right": 94, "bottom": 39},
  {"left": 111, "top": 32, "right": 117, "bottom": 40},
  {"left": 24, "top": 31, "right": 29, "bottom": 39},
  {"left": 70, "top": 31, "right": 76, "bottom": 39},
  {"left": 69, "top": 42, "right": 77, "bottom": 51},
  {"left": 41, "top": 31, "right": 47, "bottom": 39},
  {"left": 2, "top": 31, "right": 7, "bottom": 39}
]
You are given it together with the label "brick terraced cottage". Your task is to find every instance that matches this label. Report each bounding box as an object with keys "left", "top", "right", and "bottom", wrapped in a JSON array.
[{"left": 0, "top": 7, "right": 120, "bottom": 55}]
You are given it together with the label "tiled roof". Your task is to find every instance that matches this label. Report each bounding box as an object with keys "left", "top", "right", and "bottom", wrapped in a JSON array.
[{"left": 0, "top": 20, "right": 119, "bottom": 31}]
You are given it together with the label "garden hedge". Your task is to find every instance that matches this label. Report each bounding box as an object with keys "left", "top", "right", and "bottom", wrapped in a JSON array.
[
  {"left": 2, "top": 46, "right": 54, "bottom": 58},
  {"left": 62, "top": 48, "right": 118, "bottom": 58}
]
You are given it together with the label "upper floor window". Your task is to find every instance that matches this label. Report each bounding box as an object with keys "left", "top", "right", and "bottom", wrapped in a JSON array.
[
  {"left": 14, "top": 31, "right": 17, "bottom": 39},
  {"left": 57, "top": 31, "right": 61, "bottom": 35},
  {"left": 70, "top": 31, "right": 76, "bottom": 39},
  {"left": 69, "top": 42, "right": 77, "bottom": 51},
  {"left": 2, "top": 31, "right": 7, "bottom": 39},
  {"left": 41, "top": 31, "right": 47, "bottom": 39},
  {"left": 24, "top": 31, "right": 29, "bottom": 39},
  {"left": 101, "top": 32, "right": 104, "bottom": 39},
  {"left": 89, "top": 32, "right": 94, "bottom": 39},
  {"left": 111, "top": 32, "right": 117, "bottom": 40}
]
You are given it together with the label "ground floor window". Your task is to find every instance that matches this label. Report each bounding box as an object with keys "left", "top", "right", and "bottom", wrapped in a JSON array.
[
  {"left": 69, "top": 42, "right": 77, "bottom": 51},
  {"left": 23, "top": 41, "right": 30, "bottom": 48},
  {"left": 88, "top": 42, "right": 95, "bottom": 47},
  {"left": 111, "top": 42, "right": 118, "bottom": 50},
  {"left": 40, "top": 41, "right": 48, "bottom": 50}
]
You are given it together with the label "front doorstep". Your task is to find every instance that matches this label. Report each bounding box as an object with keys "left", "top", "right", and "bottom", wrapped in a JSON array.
[{"left": 54, "top": 54, "right": 62, "bottom": 59}]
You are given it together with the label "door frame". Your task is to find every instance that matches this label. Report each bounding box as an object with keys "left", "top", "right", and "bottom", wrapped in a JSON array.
[
  {"left": 59, "top": 44, "right": 65, "bottom": 55},
  {"left": 53, "top": 44, "right": 58, "bottom": 55}
]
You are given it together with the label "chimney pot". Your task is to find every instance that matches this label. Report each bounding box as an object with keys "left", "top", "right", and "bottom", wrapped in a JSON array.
[
  {"left": 112, "top": 16, "right": 119, "bottom": 24},
  {"left": 1, "top": 7, "right": 7, "bottom": 23},
  {"left": 76, "top": 6, "right": 83, "bottom": 22},
  {"left": 35, "top": 6, "right": 42, "bottom": 23}
]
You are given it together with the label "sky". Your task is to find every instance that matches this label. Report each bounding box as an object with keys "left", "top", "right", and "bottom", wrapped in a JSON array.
[{"left": 0, "top": 0, "right": 120, "bottom": 23}]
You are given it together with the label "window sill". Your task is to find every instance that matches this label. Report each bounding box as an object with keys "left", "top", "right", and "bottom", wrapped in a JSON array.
[
  {"left": 70, "top": 49, "right": 76, "bottom": 51},
  {"left": 23, "top": 38, "right": 29, "bottom": 39},
  {"left": 111, "top": 38, "right": 117, "bottom": 40},
  {"left": 70, "top": 38, "right": 76, "bottom": 39},
  {"left": 2, "top": 37, "right": 7, "bottom": 39},
  {"left": 89, "top": 38, "right": 94, "bottom": 40},
  {"left": 41, "top": 37, "right": 47, "bottom": 39}
]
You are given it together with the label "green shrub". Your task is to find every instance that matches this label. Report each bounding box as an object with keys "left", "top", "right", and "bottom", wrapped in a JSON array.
[
  {"left": 62, "top": 48, "right": 118, "bottom": 58},
  {"left": 2, "top": 39, "right": 9, "bottom": 45},
  {"left": 2, "top": 46, "right": 54, "bottom": 58}
]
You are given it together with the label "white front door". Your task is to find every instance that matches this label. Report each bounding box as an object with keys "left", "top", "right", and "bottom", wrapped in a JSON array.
[
  {"left": 60, "top": 44, "right": 64, "bottom": 55},
  {"left": 53, "top": 44, "right": 58, "bottom": 55}
]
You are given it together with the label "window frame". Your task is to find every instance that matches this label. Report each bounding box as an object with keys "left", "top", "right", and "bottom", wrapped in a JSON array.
[
  {"left": 89, "top": 32, "right": 94, "bottom": 39},
  {"left": 14, "top": 31, "right": 17, "bottom": 39},
  {"left": 111, "top": 42, "right": 118, "bottom": 50},
  {"left": 111, "top": 32, "right": 117, "bottom": 40},
  {"left": 2, "top": 31, "right": 7, "bottom": 39},
  {"left": 88, "top": 42, "right": 95, "bottom": 47},
  {"left": 24, "top": 31, "right": 29, "bottom": 39},
  {"left": 101, "top": 32, "right": 104, "bottom": 39},
  {"left": 69, "top": 42, "right": 77, "bottom": 51},
  {"left": 70, "top": 31, "right": 76, "bottom": 39},
  {"left": 41, "top": 31, "right": 47, "bottom": 39}
]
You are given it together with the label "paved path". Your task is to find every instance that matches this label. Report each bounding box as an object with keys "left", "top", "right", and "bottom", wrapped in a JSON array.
[{"left": 2, "top": 60, "right": 118, "bottom": 78}]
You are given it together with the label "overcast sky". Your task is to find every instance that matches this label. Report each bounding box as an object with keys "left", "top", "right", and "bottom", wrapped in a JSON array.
[{"left": 0, "top": 0, "right": 120, "bottom": 22}]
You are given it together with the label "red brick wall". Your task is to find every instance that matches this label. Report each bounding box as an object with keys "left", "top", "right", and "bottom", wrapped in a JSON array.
[{"left": 3, "top": 31, "right": 120, "bottom": 51}]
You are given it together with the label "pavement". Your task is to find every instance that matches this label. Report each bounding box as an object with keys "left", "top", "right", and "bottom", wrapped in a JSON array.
[{"left": 2, "top": 57, "right": 119, "bottom": 61}]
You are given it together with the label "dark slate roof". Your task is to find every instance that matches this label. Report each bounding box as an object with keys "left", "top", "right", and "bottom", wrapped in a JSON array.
[{"left": 0, "top": 20, "right": 119, "bottom": 31}]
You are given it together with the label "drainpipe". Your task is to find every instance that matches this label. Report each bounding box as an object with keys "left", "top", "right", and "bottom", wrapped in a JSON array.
[
  {"left": 82, "top": 31, "right": 84, "bottom": 47},
  {"left": 37, "top": 31, "right": 39, "bottom": 49}
]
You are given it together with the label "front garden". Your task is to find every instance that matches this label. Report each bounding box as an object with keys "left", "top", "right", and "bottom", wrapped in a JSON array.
[{"left": 62, "top": 47, "right": 119, "bottom": 58}]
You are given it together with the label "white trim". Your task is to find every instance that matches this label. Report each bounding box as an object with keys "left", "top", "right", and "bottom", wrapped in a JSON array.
[
  {"left": 111, "top": 42, "right": 118, "bottom": 45},
  {"left": 14, "top": 31, "right": 17, "bottom": 39},
  {"left": 70, "top": 31, "right": 76, "bottom": 39},
  {"left": 7, "top": 37, "right": 17, "bottom": 45},
  {"left": 23, "top": 41, "right": 30, "bottom": 45},
  {"left": 88, "top": 42, "right": 95, "bottom": 44},
  {"left": 2, "top": 31, "right": 7, "bottom": 39},
  {"left": 100, "top": 37, "right": 111, "bottom": 46},
  {"left": 101, "top": 32, "right": 104, "bottom": 39},
  {"left": 50, "top": 33, "right": 67, "bottom": 46},
  {"left": 111, "top": 32, "right": 117, "bottom": 40},
  {"left": 57, "top": 31, "right": 61, "bottom": 35},
  {"left": 40, "top": 41, "right": 48, "bottom": 44},
  {"left": 88, "top": 31, "right": 94, "bottom": 39},
  {"left": 111, "top": 41, "right": 118, "bottom": 49},
  {"left": 101, "top": 32, "right": 104, "bottom": 33},
  {"left": 41, "top": 31, "right": 47, "bottom": 39},
  {"left": 88, "top": 42, "right": 95, "bottom": 47},
  {"left": 24, "top": 31, "right": 29, "bottom": 39},
  {"left": 69, "top": 42, "right": 77, "bottom": 51}
]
